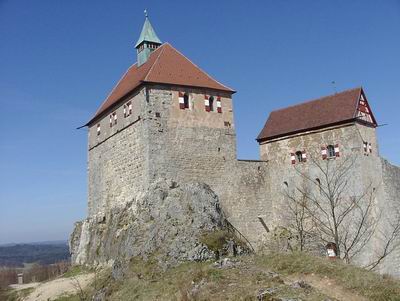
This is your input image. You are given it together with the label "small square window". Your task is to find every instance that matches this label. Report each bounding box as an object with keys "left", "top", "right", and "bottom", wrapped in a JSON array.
[{"left": 124, "top": 102, "right": 132, "bottom": 117}]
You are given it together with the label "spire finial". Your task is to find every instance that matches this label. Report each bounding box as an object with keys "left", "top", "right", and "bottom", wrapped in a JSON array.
[{"left": 144, "top": 9, "right": 148, "bottom": 18}]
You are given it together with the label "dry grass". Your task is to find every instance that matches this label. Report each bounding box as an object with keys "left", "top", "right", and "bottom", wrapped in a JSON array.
[
  {"left": 259, "top": 252, "right": 400, "bottom": 301},
  {"left": 47, "top": 253, "right": 400, "bottom": 301},
  {"left": 0, "top": 287, "right": 35, "bottom": 301},
  {"left": 106, "top": 256, "right": 330, "bottom": 301}
]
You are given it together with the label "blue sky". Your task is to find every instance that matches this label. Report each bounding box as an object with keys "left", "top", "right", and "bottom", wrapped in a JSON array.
[{"left": 0, "top": 0, "right": 399, "bottom": 244}]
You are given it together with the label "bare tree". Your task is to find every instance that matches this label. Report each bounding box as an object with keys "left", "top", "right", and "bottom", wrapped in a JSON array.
[
  {"left": 282, "top": 184, "right": 315, "bottom": 252},
  {"left": 363, "top": 206, "right": 400, "bottom": 271},
  {"left": 71, "top": 276, "right": 87, "bottom": 301},
  {"left": 284, "top": 154, "right": 400, "bottom": 266}
]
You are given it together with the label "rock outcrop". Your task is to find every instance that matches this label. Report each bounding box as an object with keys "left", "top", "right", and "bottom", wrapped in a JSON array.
[{"left": 70, "top": 179, "right": 246, "bottom": 267}]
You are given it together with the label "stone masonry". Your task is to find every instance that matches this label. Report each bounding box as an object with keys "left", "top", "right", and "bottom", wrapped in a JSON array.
[{"left": 77, "top": 16, "right": 400, "bottom": 276}]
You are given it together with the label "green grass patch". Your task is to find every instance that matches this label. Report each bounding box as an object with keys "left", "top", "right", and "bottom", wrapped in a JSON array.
[
  {"left": 63, "top": 265, "right": 90, "bottom": 278},
  {"left": 53, "top": 294, "right": 82, "bottom": 301},
  {"left": 0, "top": 287, "right": 35, "bottom": 301},
  {"left": 200, "top": 230, "right": 234, "bottom": 252}
]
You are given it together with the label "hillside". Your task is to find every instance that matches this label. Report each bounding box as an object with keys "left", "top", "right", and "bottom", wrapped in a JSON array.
[
  {"left": 5, "top": 252, "right": 400, "bottom": 301},
  {"left": 0, "top": 242, "right": 70, "bottom": 267}
]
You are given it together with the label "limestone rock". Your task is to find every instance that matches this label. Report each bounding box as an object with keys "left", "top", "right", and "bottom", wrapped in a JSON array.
[
  {"left": 70, "top": 179, "right": 245, "bottom": 266},
  {"left": 290, "top": 280, "right": 311, "bottom": 290}
]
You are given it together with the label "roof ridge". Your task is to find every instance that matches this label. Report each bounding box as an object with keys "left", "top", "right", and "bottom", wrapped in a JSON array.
[
  {"left": 157, "top": 43, "right": 234, "bottom": 92},
  {"left": 270, "top": 87, "right": 362, "bottom": 114},
  {"left": 93, "top": 63, "right": 137, "bottom": 116},
  {"left": 143, "top": 43, "right": 166, "bottom": 82}
]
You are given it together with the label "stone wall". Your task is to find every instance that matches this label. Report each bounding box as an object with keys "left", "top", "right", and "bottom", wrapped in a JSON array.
[
  {"left": 257, "top": 121, "right": 400, "bottom": 275},
  {"left": 258, "top": 122, "right": 381, "bottom": 236},
  {"left": 140, "top": 86, "right": 276, "bottom": 248},
  {"left": 227, "top": 160, "right": 271, "bottom": 248},
  {"left": 84, "top": 82, "right": 400, "bottom": 277},
  {"left": 141, "top": 86, "right": 237, "bottom": 212},
  {"left": 87, "top": 89, "right": 148, "bottom": 216},
  {"left": 85, "top": 84, "right": 276, "bottom": 256},
  {"left": 87, "top": 85, "right": 240, "bottom": 217},
  {"left": 259, "top": 123, "right": 379, "bottom": 164},
  {"left": 375, "top": 159, "right": 400, "bottom": 276}
]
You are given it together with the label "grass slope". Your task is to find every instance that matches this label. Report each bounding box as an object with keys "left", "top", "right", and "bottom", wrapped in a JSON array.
[{"left": 27, "top": 253, "right": 400, "bottom": 301}]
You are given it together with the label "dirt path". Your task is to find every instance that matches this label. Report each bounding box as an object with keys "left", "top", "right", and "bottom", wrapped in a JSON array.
[
  {"left": 9, "top": 282, "right": 40, "bottom": 290},
  {"left": 21, "top": 273, "right": 95, "bottom": 301},
  {"left": 288, "top": 274, "right": 367, "bottom": 301}
]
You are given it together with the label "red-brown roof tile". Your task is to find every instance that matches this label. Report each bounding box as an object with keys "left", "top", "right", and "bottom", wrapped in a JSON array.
[
  {"left": 87, "top": 43, "right": 234, "bottom": 125},
  {"left": 257, "top": 87, "right": 377, "bottom": 142}
]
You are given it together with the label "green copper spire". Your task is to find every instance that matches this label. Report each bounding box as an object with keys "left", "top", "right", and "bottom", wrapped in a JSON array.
[
  {"left": 135, "top": 10, "right": 162, "bottom": 48},
  {"left": 135, "top": 10, "right": 162, "bottom": 66}
]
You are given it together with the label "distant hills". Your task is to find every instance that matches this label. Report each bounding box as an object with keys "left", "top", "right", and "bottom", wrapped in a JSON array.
[
  {"left": 0, "top": 241, "right": 70, "bottom": 267},
  {"left": 0, "top": 240, "right": 67, "bottom": 247}
]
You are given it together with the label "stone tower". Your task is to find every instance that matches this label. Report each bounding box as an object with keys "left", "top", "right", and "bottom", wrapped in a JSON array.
[{"left": 84, "top": 14, "right": 237, "bottom": 216}]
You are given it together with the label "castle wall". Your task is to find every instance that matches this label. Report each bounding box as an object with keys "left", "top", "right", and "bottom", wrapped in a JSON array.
[
  {"left": 258, "top": 121, "right": 400, "bottom": 275},
  {"left": 375, "top": 159, "right": 400, "bottom": 277},
  {"left": 258, "top": 122, "right": 380, "bottom": 227},
  {"left": 87, "top": 89, "right": 148, "bottom": 216},
  {"left": 259, "top": 122, "right": 378, "bottom": 163},
  {"left": 141, "top": 85, "right": 236, "bottom": 200},
  {"left": 85, "top": 82, "right": 400, "bottom": 277},
  {"left": 227, "top": 160, "right": 271, "bottom": 248},
  {"left": 139, "top": 86, "right": 273, "bottom": 245}
]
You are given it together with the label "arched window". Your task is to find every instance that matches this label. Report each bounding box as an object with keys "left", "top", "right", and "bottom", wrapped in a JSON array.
[
  {"left": 295, "top": 151, "right": 303, "bottom": 162},
  {"left": 183, "top": 93, "right": 189, "bottom": 109},
  {"left": 209, "top": 96, "right": 214, "bottom": 111},
  {"left": 327, "top": 145, "right": 335, "bottom": 158}
]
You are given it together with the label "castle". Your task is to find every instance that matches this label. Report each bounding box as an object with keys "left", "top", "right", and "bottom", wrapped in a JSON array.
[{"left": 81, "top": 15, "right": 400, "bottom": 275}]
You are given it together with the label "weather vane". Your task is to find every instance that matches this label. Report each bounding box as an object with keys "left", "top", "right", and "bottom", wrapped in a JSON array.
[
  {"left": 144, "top": 9, "right": 148, "bottom": 18},
  {"left": 331, "top": 80, "right": 337, "bottom": 94}
]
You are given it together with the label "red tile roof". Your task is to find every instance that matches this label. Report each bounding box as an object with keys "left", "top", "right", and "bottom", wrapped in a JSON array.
[
  {"left": 257, "top": 87, "right": 377, "bottom": 142},
  {"left": 87, "top": 43, "right": 234, "bottom": 125}
]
